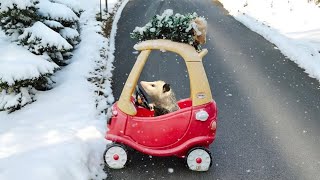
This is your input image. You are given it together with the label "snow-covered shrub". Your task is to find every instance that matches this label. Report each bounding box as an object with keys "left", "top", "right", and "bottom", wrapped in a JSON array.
[
  {"left": 50, "top": 0, "right": 84, "bottom": 17},
  {"left": 18, "top": 21, "right": 73, "bottom": 65},
  {"left": 0, "top": 42, "right": 59, "bottom": 112},
  {"left": 0, "top": 0, "right": 81, "bottom": 66},
  {"left": 34, "top": 0, "right": 81, "bottom": 65},
  {"left": 0, "top": 86, "right": 35, "bottom": 112},
  {"left": 0, "top": 0, "right": 82, "bottom": 112},
  {"left": 0, "top": 0, "right": 39, "bottom": 36},
  {"left": 60, "top": 27, "right": 80, "bottom": 47},
  {"left": 37, "top": 0, "right": 79, "bottom": 27},
  {"left": 130, "top": 9, "right": 207, "bottom": 50},
  {"left": 43, "top": 19, "right": 64, "bottom": 31}
]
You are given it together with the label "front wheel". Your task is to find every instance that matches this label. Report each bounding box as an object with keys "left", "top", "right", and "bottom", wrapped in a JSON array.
[
  {"left": 186, "top": 147, "right": 212, "bottom": 171},
  {"left": 103, "top": 143, "right": 128, "bottom": 169}
]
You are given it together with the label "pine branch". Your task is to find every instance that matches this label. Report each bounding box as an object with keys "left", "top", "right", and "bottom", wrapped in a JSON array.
[{"left": 130, "top": 10, "right": 203, "bottom": 50}]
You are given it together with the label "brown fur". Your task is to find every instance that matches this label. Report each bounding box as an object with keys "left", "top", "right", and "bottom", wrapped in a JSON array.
[
  {"left": 193, "top": 17, "right": 207, "bottom": 45},
  {"left": 140, "top": 80, "right": 179, "bottom": 116}
]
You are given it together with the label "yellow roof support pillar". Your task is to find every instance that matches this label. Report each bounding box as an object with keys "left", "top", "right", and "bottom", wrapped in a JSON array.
[{"left": 117, "top": 50, "right": 151, "bottom": 115}]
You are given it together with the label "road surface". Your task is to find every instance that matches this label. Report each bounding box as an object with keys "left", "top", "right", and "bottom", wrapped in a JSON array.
[{"left": 108, "top": 0, "right": 320, "bottom": 179}]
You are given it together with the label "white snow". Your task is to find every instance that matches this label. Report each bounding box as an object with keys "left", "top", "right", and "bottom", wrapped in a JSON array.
[
  {"left": 60, "top": 27, "right": 80, "bottom": 40},
  {"left": 0, "top": 0, "right": 36, "bottom": 12},
  {"left": 37, "top": 0, "right": 79, "bottom": 22},
  {"left": 51, "top": 0, "right": 83, "bottom": 15},
  {"left": 100, "top": 0, "right": 124, "bottom": 15},
  {"left": 43, "top": 20, "right": 64, "bottom": 30},
  {"left": 190, "top": 21, "right": 201, "bottom": 35},
  {"left": 19, "top": 21, "right": 73, "bottom": 53},
  {"left": 219, "top": 0, "right": 320, "bottom": 82},
  {"left": 0, "top": 0, "right": 129, "bottom": 179},
  {"left": 0, "top": 7, "right": 106, "bottom": 179},
  {"left": 150, "top": 28, "right": 156, "bottom": 32},
  {"left": 168, "top": 168, "right": 174, "bottom": 173},
  {"left": 0, "top": 86, "right": 35, "bottom": 111},
  {"left": 108, "top": 0, "right": 130, "bottom": 70},
  {"left": 133, "top": 23, "right": 152, "bottom": 35},
  {"left": 157, "top": 9, "right": 174, "bottom": 21},
  {"left": 0, "top": 32, "right": 58, "bottom": 85}
]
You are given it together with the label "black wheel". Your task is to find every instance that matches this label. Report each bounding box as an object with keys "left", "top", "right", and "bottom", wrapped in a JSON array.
[
  {"left": 185, "top": 147, "right": 212, "bottom": 171},
  {"left": 103, "top": 143, "right": 128, "bottom": 169}
]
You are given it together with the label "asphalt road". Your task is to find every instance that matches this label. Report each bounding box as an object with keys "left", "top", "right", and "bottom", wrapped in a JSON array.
[{"left": 108, "top": 0, "right": 320, "bottom": 179}]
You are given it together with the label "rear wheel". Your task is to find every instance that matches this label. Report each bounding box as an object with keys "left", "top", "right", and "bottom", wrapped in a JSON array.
[
  {"left": 186, "top": 147, "right": 212, "bottom": 171},
  {"left": 103, "top": 143, "right": 128, "bottom": 169}
]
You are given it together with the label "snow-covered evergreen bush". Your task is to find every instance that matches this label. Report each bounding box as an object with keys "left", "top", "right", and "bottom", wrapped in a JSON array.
[
  {"left": 50, "top": 0, "right": 83, "bottom": 17},
  {"left": 34, "top": 0, "right": 81, "bottom": 65},
  {"left": 0, "top": 0, "right": 81, "bottom": 66},
  {"left": 0, "top": 0, "right": 82, "bottom": 112},
  {"left": 0, "top": 42, "right": 59, "bottom": 112},
  {"left": 0, "top": 86, "right": 36, "bottom": 112},
  {"left": 60, "top": 27, "right": 80, "bottom": 47},
  {"left": 37, "top": 0, "right": 79, "bottom": 27},
  {"left": 0, "top": 0, "right": 39, "bottom": 36},
  {"left": 18, "top": 21, "right": 73, "bottom": 65},
  {"left": 130, "top": 9, "right": 207, "bottom": 50},
  {"left": 43, "top": 20, "right": 63, "bottom": 31}
]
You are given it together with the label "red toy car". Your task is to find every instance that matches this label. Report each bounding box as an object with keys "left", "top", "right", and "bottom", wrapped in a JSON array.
[{"left": 104, "top": 40, "right": 217, "bottom": 171}]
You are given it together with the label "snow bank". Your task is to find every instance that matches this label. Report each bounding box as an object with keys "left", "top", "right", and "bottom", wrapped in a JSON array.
[
  {"left": 108, "top": 0, "right": 130, "bottom": 77},
  {"left": 100, "top": 0, "right": 121, "bottom": 14},
  {"left": 219, "top": 0, "right": 320, "bottom": 82},
  {"left": 0, "top": 0, "right": 130, "bottom": 179},
  {"left": 0, "top": 37, "right": 58, "bottom": 85},
  {"left": 0, "top": 6, "right": 108, "bottom": 179},
  {"left": 92, "top": 0, "right": 129, "bottom": 117}
]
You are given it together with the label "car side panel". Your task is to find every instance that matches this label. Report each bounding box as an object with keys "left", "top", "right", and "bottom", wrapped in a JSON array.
[{"left": 125, "top": 108, "right": 192, "bottom": 148}]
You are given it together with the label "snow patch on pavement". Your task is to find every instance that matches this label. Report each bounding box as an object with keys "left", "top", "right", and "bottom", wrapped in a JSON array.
[
  {"left": 219, "top": 0, "right": 320, "bottom": 82},
  {"left": 108, "top": 0, "right": 130, "bottom": 66}
]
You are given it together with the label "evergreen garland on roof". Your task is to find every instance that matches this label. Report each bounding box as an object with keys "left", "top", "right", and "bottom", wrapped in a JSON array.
[{"left": 130, "top": 9, "right": 205, "bottom": 50}]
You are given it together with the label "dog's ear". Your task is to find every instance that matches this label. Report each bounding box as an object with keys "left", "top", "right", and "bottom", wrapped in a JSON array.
[{"left": 163, "top": 83, "right": 171, "bottom": 93}]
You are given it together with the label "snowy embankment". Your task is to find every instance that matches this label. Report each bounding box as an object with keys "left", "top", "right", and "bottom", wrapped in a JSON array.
[
  {"left": 218, "top": 0, "right": 320, "bottom": 82},
  {"left": 0, "top": 0, "right": 127, "bottom": 179}
]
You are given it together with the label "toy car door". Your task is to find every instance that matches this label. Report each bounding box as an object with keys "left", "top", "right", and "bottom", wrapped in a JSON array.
[{"left": 125, "top": 107, "right": 192, "bottom": 147}]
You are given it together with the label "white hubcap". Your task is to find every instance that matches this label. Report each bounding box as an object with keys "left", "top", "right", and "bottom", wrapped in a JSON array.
[
  {"left": 187, "top": 149, "right": 211, "bottom": 171},
  {"left": 104, "top": 146, "right": 127, "bottom": 169}
]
